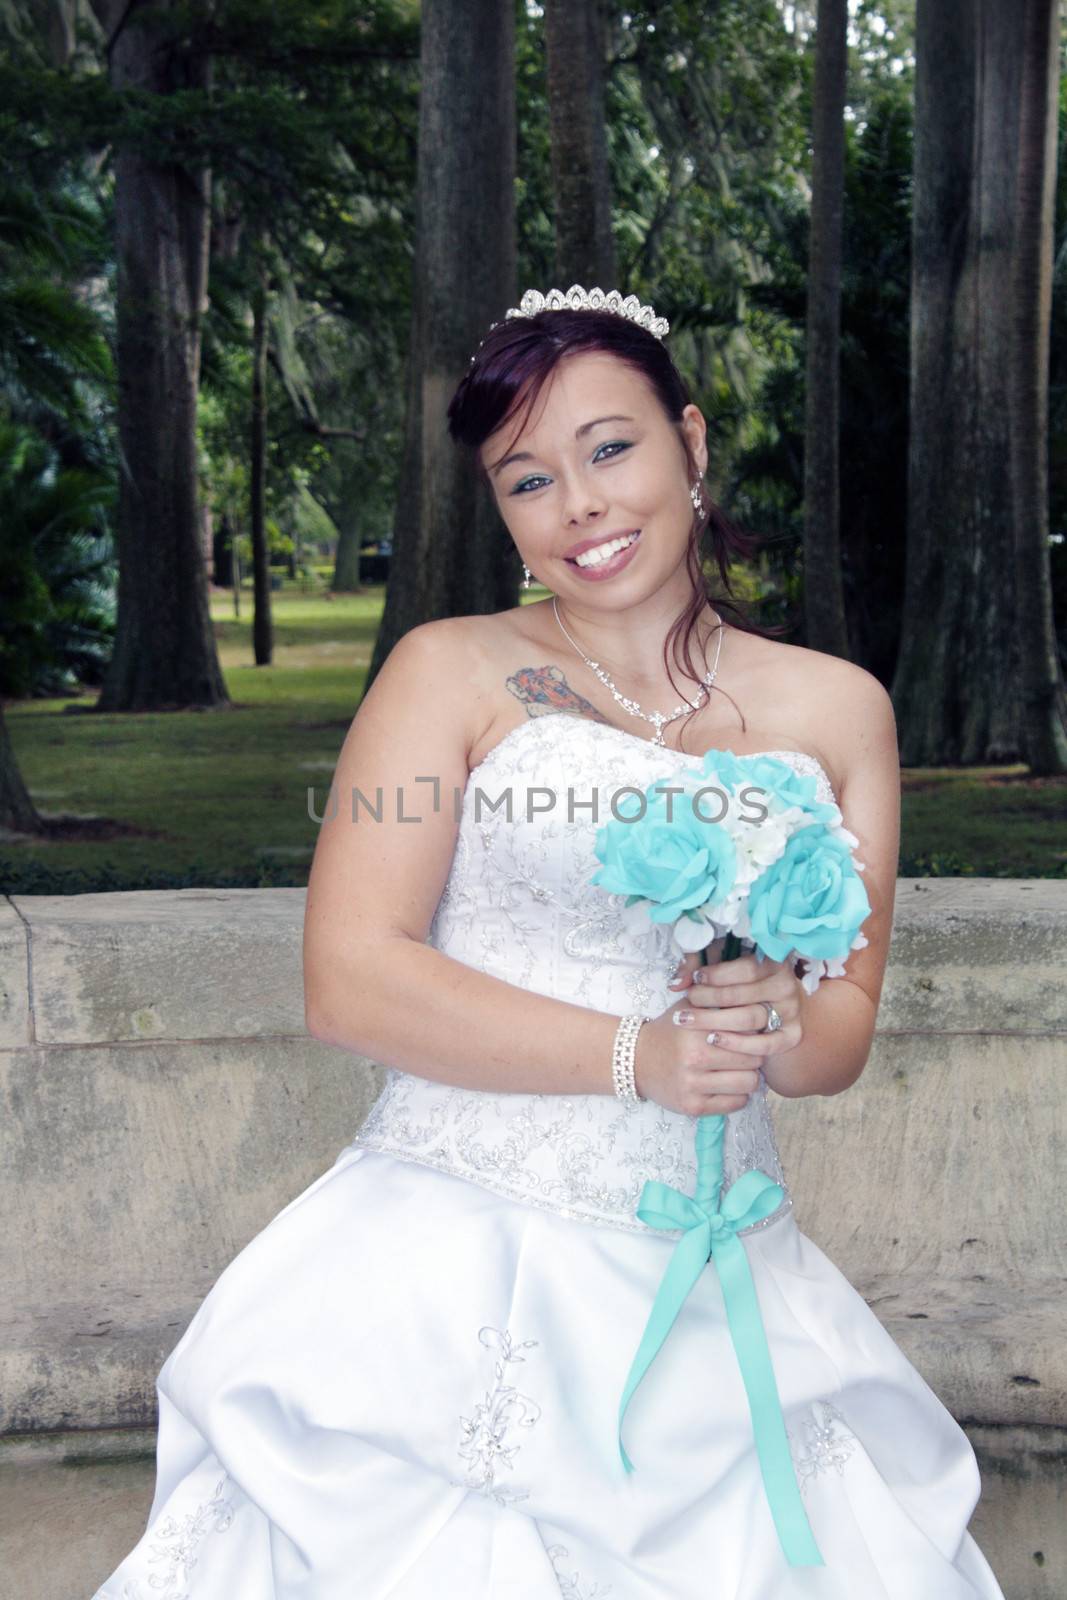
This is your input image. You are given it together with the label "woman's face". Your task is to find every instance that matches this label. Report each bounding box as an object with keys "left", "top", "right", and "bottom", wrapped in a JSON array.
[{"left": 480, "top": 350, "right": 708, "bottom": 600}]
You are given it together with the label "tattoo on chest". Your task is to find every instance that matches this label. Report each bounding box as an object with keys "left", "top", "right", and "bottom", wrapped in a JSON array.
[{"left": 505, "top": 665, "right": 612, "bottom": 723}]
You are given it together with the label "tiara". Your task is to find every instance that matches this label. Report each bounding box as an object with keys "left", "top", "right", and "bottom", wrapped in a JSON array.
[{"left": 469, "top": 283, "right": 669, "bottom": 366}]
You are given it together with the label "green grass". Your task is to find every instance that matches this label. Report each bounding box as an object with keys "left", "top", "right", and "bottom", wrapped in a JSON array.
[{"left": 2, "top": 581, "right": 1064, "bottom": 892}]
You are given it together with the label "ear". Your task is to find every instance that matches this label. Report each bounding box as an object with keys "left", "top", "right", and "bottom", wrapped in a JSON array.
[{"left": 681, "top": 404, "right": 709, "bottom": 477}]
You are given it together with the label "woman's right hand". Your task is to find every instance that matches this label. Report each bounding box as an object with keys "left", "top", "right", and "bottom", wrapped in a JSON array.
[{"left": 633, "top": 936, "right": 762, "bottom": 1117}]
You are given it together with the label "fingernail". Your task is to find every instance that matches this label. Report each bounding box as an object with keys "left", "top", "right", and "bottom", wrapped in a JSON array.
[
  {"left": 673, "top": 1009, "right": 694, "bottom": 1026},
  {"left": 691, "top": 968, "right": 704, "bottom": 984},
  {"left": 706, "top": 1031, "right": 718, "bottom": 1045}
]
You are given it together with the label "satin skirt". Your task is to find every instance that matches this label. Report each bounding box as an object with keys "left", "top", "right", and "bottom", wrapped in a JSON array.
[{"left": 90, "top": 1143, "right": 1006, "bottom": 1599}]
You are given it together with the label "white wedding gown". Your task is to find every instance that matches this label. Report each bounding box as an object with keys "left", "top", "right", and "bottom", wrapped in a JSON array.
[{"left": 92, "top": 716, "right": 1007, "bottom": 1600}]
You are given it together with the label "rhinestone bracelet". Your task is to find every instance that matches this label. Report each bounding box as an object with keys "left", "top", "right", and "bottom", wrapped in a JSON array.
[{"left": 612, "top": 1012, "right": 651, "bottom": 1107}]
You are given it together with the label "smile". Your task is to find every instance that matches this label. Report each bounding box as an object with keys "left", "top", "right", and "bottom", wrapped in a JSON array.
[{"left": 567, "top": 530, "right": 641, "bottom": 572}]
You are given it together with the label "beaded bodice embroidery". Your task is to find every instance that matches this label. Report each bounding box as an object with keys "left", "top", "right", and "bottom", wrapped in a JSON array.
[{"left": 352, "top": 716, "right": 839, "bottom": 1239}]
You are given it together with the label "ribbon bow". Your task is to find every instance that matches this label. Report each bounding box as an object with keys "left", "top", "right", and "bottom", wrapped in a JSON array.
[{"left": 617, "top": 1116, "right": 824, "bottom": 1568}]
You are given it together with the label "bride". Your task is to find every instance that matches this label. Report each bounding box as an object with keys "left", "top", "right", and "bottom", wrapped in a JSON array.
[{"left": 92, "top": 287, "right": 1006, "bottom": 1598}]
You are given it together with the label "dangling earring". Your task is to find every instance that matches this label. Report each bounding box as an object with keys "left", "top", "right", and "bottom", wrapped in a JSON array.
[
  {"left": 690, "top": 479, "right": 705, "bottom": 517},
  {"left": 522, "top": 563, "right": 532, "bottom": 590}
]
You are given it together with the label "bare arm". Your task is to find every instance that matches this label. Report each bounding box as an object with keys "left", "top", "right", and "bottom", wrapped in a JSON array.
[
  {"left": 303, "top": 620, "right": 625, "bottom": 1094},
  {"left": 771, "top": 668, "right": 900, "bottom": 1095},
  {"left": 667, "top": 665, "right": 901, "bottom": 1100}
]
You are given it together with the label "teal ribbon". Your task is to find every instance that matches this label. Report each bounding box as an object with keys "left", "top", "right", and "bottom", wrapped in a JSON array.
[{"left": 617, "top": 1114, "right": 824, "bottom": 1568}]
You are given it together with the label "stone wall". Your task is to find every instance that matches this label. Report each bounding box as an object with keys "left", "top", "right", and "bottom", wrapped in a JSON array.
[{"left": 1, "top": 881, "right": 1064, "bottom": 1598}]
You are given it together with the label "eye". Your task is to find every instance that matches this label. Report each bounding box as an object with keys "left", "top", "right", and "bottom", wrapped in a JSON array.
[
  {"left": 509, "top": 440, "right": 632, "bottom": 496},
  {"left": 594, "top": 440, "right": 632, "bottom": 463}
]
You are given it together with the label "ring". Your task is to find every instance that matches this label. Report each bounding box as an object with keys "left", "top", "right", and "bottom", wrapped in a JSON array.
[{"left": 758, "top": 1002, "right": 783, "bottom": 1034}]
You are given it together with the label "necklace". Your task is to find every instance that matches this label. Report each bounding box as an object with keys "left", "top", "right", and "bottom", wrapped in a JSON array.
[{"left": 551, "top": 594, "right": 724, "bottom": 747}]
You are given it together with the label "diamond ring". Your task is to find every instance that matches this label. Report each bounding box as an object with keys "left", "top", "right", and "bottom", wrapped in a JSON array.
[{"left": 758, "top": 1002, "right": 783, "bottom": 1034}]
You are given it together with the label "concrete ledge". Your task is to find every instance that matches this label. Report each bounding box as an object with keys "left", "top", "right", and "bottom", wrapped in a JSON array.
[
  {"left": 2, "top": 888, "right": 309, "bottom": 1047},
  {"left": 2, "top": 880, "right": 1064, "bottom": 1049},
  {"left": 2, "top": 880, "right": 1065, "bottom": 1598},
  {"left": 2, "top": 1033, "right": 381, "bottom": 1434},
  {"left": 876, "top": 879, "right": 1067, "bottom": 1032}
]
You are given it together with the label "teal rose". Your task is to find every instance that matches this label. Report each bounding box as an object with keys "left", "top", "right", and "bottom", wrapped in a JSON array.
[
  {"left": 698, "top": 747, "right": 751, "bottom": 793},
  {"left": 739, "top": 755, "right": 838, "bottom": 823},
  {"left": 747, "top": 823, "right": 871, "bottom": 962},
  {"left": 700, "top": 748, "right": 836, "bottom": 824},
  {"left": 592, "top": 781, "right": 738, "bottom": 924}
]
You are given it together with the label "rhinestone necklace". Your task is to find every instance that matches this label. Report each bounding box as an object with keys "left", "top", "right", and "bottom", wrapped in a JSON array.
[{"left": 551, "top": 594, "right": 724, "bottom": 747}]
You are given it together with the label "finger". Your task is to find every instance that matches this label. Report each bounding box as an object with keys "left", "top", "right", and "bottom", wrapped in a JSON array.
[
  {"left": 667, "top": 950, "right": 704, "bottom": 989},
  {"left": 696, "top": 972, "right": 792, "bottom": 1007},
  {"left": 704, "top": 1028, "right": 779, "bottom": 1056},
  {"left": 690, "top": 1002, "right": 779, "bottom": 1033},
  {"left": 698, "top": 1061, "right": 761, "bottom": 1090},
  {"left": 696, "top": 953, "right": 788, "bottom": 990},
  {"left": 672, "top": 998, "right": 785, "bottom": 1036},
  {"left": 667, "top": 936, "right": 726, "bottom": 989},
  {"left": 675, "top": 983, "right": 766, "bottom": 1017}
]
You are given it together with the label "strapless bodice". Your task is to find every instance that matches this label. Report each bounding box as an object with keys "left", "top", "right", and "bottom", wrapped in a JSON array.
[{"left": 352, "top": 716, "right": 839, "bottom": 1238}]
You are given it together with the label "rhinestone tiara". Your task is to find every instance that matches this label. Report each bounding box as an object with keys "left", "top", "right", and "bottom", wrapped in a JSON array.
[{"left": 469, "top": 283, "right": 669, "bottom": 367}]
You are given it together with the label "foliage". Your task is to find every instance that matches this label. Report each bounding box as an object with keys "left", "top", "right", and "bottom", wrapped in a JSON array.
[
  {"left": 727, "top": 77, "right": 913, "bottom": 675},
  {"left": 0, "top": 64, "right": 117, "bottom": 696},
  {"left": 0, "top": 0, "right": 1056, "bottom": 699},
  {"left": 0, "top": 419, "right": 116, "bottom": 696}
]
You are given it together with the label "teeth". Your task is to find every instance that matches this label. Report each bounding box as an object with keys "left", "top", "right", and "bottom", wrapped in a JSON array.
[{"left": 573, "top": 532, "right": 638, "bottom": 568}]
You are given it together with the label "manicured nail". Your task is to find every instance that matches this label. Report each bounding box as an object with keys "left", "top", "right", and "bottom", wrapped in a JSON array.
[
  {"left": 706, "top": 1031, "right": 718, "bottom": 1045},
  {"left": 673, "top": 1009, "right": 694, "bottom": 1026}
]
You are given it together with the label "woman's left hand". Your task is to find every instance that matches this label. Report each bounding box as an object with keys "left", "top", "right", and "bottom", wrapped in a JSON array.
[{"left": 668, "top": 947, "right": 805, "bottom": 1065}]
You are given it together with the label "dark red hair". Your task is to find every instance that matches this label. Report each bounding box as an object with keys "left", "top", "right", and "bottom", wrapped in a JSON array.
[{"left": 446, "top": 305, "right": 785, "bottom": 743}]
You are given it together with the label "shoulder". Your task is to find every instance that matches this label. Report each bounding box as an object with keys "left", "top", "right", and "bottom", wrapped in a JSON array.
[
  {"left": 371, "top": 610, "right": 526, "bottom": 757},
  {"left": 738, "top": 630, "right": 897, "bottom": 797},
  {"left": 794, "top": 643, "right": 895, "bottom": 730},
  {"left": 389, "top": 608, "right": 525, "bottom": 654},
  {"left": 807, "top": 648, "right": 895, "bottom": 757},
  {"left": 385, "top": 606, "right": 535, "bottom": 680},
  {"left": 790, "top": 642, "right": 898, "bottom": 802},
  {"left": 375, "top": 614, "right": 493, "bottom": 688}
]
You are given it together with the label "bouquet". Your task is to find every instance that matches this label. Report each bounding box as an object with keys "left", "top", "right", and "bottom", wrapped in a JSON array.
[
  {"left": 589, "top": 748, "right": 873, "bottom": 1569},
  {"left": 592, "top": 745, "right": 871, "bottom": 986}
]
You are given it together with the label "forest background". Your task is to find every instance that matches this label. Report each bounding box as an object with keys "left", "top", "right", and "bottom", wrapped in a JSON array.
[{"left": 1, "top": 0, "right": 1065, "bottom": 889}]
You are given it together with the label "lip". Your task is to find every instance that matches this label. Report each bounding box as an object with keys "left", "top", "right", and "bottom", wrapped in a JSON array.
[
  {"left": 564, "top": 529, "right": 642, "bottom": 582},
  {"left": 562, "top": 528, "right": 641, "bottom": 561}
]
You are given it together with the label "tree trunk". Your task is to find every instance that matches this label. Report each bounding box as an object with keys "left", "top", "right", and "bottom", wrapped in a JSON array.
[
  {"left": 895, "top": 0, "right": 1065, "bottom": 766},
  {"left": 544, "top": 0, "right": 615, "bottom": 286},
  {"left": 365, "top": 0, "right": 516, "bottom": 691},
  {"left": 1009, "top": 0, "right": 1067, "bottom": 773},
  {"left": 0, "top": 706, "right": 43, "bottom": 836},
  {"left": 802, "top": 0, "right": 850, "bottom": 658},
  {"left": 331, "top": 522, "right": 364, "bottom": 591},
  {"left": 250, "top": 266, "right": 272, "bottom": 666},
  {"left": 92, "top": 0, "right": 228, "bottom": 711}
]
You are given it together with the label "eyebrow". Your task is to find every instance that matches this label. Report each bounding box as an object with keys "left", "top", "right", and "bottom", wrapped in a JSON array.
[{"left": 489, "top": 415, "right": 636, "bottom": 477}]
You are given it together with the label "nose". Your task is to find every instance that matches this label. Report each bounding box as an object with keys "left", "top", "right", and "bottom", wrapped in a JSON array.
[{"left": 559, "top": 466, "right": 609, "bottom": 526}]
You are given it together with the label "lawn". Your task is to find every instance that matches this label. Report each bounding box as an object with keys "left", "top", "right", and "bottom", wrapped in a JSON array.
[{"left": 2, "top": 581, "right": 1064, "bottom": 892}]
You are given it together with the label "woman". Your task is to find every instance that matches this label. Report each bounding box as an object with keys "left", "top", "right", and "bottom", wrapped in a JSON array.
[{"left": 91, "top": 287, "right": 1006, "bottom": 1598}]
